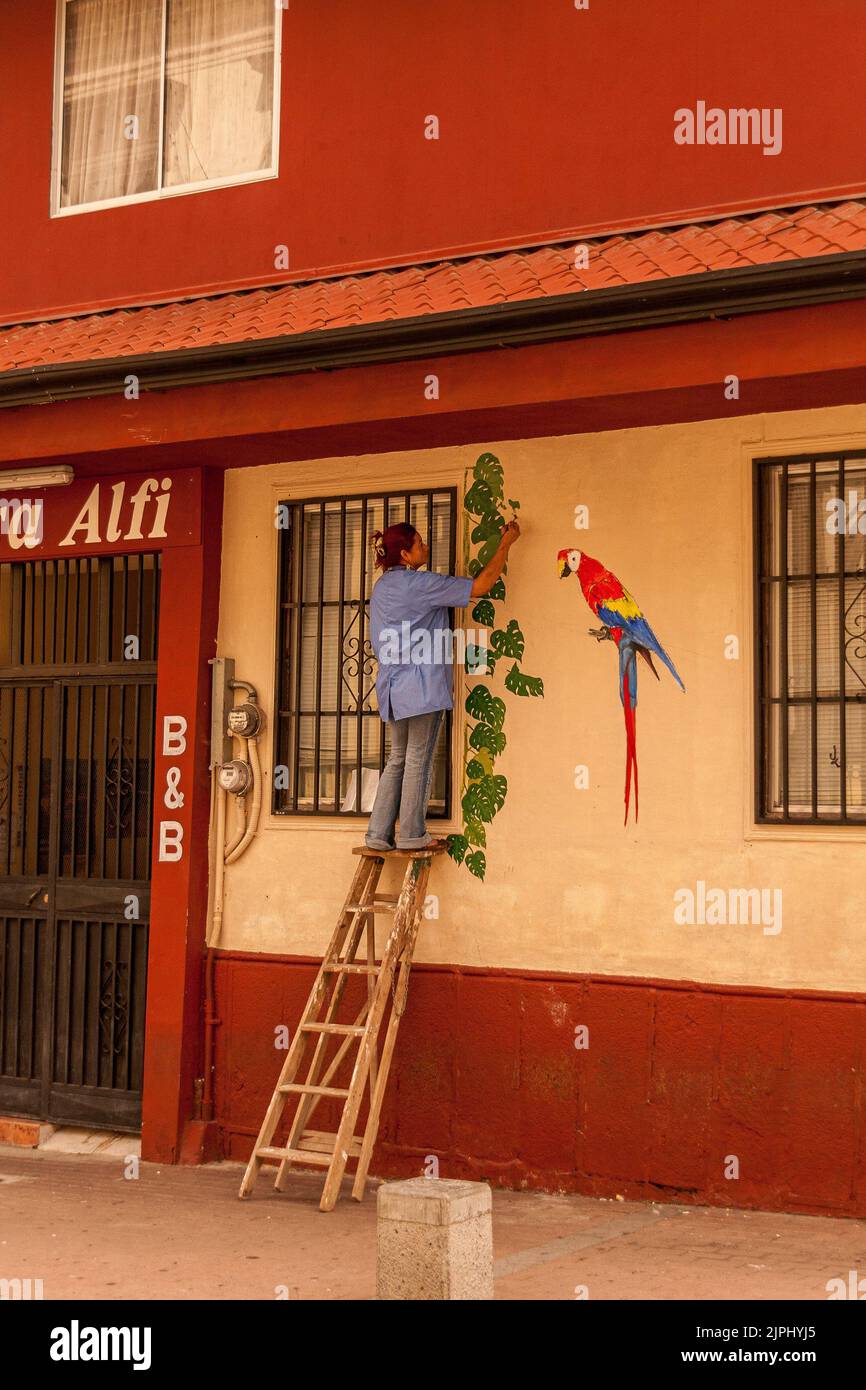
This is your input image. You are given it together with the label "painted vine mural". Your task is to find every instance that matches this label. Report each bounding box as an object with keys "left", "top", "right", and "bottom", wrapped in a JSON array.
[{"left": 447, "top": 453, "right": 544, "bottom": 880}]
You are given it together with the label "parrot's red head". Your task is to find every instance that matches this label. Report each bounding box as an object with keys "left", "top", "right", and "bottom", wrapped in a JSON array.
[{"left": 557, "top": 547, "right": 582, "bottom": 579}]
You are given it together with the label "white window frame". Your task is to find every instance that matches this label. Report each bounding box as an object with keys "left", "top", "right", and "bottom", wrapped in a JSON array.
[{"left": 50, "top": 0, "right": 282, "bottom": 218}]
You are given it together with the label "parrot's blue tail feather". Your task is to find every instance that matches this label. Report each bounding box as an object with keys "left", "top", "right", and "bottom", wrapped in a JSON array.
[
  {"left": 629, "top": 616, "right": 685, "bottom": 691},
  {"left": 655, "top": 642, "right": 685, "bottom": 692}
]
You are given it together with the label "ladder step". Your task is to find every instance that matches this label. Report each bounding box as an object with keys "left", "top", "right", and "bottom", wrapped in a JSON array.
[
  {"left": 256, "top": 1146, "right": 331, "bottom": 1168},
  {"left": 257, "top": 1132, "right": 364, "bottom": 1167},
  {"left": 298, "top": 1130, "right": 363, "bottom": 1157},
  {"left": 301, "top": 1022, "right": 366, "bottom": 1036},
  {"left": 279, "top": 1083, "right": 351, "bottom": 1098},
  {"left": 347, "top": 899, "right": 397, "bottom": 913},
  {"left": 322, "top": 962, "right": 380, "bottom": 974}
]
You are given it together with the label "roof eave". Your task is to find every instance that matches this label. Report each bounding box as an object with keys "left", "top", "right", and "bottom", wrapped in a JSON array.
[{"left": 3, "top": 250, "right": 866, "bottom": 410}]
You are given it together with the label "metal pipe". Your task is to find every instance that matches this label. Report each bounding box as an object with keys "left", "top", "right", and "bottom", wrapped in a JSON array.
[
  {"left": 209, "top": 784, "right": 227, "bottom": 947},
  {"left": 202, "top": 686, "right": 264, "bottom": 1124},
  {"left": 224, "top": 738, "right": 263, "bottom": 864},
  {"left": 228, "top": 678, "right": 258, "bottom": 699}
]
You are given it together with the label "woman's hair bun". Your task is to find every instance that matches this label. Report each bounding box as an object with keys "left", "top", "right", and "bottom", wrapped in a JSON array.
[{"left": 371, "top": 522, "right": 417, "bottom": 570}]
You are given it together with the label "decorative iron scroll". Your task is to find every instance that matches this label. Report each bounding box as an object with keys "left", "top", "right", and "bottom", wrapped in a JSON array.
[
  {"left": 99, "top": 958, "right": 129, "bottom": 1059},
  {"left": 341, "top": 604, "right": 376, "bottom": 712},
  {"left": 844, "top": 582, "right": 866, "bottom": 690},
  {"left": 105, "top": 739, "right": 135, "bottom": 837}
]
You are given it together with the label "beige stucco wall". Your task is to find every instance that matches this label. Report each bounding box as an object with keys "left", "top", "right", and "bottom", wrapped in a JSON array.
[{"left": 215, "top": 403, "right": 866, "bottom": 992}]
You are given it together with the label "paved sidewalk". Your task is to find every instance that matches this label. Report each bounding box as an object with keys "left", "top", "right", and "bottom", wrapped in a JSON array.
[{"left": 1, "top": 1145, "right": 863, "bottom": 1300}]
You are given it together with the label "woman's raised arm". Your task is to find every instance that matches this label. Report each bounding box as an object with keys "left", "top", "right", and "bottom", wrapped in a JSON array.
[{"left": 470, "top": 520, "right": 522, "bottom": 598}]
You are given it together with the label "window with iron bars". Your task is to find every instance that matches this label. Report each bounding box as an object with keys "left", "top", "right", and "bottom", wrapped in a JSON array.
[
  {"left": 755, "top": 453, "right": 866, "bottom": 823},
  {"left": 273, "top": 489, "right": 458, "bottom": 816}
]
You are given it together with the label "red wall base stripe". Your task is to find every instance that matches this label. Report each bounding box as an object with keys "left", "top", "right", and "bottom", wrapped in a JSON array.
[{"left": 214, "top": 954, "right": 866, "bottom": 1219}]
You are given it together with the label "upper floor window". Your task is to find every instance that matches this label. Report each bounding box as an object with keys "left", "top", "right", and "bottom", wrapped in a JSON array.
[
  {"left": 755, "top": 454, "right": 866, "bottom": 824},
  {"left": 53, "top": 0, "right": 280, "bottom": 215}
]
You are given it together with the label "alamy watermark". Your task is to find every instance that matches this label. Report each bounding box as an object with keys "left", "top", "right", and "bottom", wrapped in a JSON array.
[
  {"left": 50, "top": 1321, "right": 151, "bottom": 1370},
  {"left": 826, "top": 1269, "right": 866, "bottom": 1299},
  {"left": 674, "top": 102, "right": 782, "bottom": 156},
  {"left": 0, "top": 1276, "right": 43, "bottom": 1299},
  {"left": 0, "top": 497, "right": 43, "bottom": 548},
  {"left": 674, "top": 880, "right": 782, "bottom": 936},
  {"left": 825, "top": 492, "right": 866, "bottom": 535},
  {"left": 378, "top": 622, "right": 490, "bottom": 672}
]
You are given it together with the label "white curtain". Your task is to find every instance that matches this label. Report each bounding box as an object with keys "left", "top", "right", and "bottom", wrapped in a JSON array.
[
  {"left": 60, "top": 0, "right": 275, "bottom": 208},
  {"left": 61, "top": 0, "right": 163, "bottom": 208},
  {"left": 163, "top": 0, "right": 275, "bottom": 187}
]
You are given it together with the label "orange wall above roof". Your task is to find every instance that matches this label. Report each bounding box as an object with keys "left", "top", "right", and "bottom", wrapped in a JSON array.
[{"left": 3, "top": 0, "right": 866, "bottom": 323}]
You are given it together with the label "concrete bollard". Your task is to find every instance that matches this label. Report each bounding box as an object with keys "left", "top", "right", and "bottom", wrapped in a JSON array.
[{"left": 376, "top": 1177, "right": 494, "bottom": 1300}]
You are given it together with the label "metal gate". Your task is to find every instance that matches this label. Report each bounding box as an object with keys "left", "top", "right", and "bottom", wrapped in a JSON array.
[{"left": 0, "top": 554, "right": 159, "bottom": 1130}]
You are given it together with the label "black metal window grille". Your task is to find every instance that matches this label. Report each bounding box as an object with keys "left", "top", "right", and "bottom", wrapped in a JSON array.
[
  {"left": 0, "top": 553, "right": 160, "bottom": 667},
  {"left": 274, "top": 489, "right": 458, "bottom": 816},
  {"left": 755, "top": 453, "right": 866, "bottom": 823},
  {"left": 0, "top": 555, "right": 160, "bottom": 880}
]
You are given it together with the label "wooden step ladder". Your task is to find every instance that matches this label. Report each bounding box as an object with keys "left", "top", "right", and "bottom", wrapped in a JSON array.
[{"left": 239, "top": 844, "right": 443, "bottom": 1211}]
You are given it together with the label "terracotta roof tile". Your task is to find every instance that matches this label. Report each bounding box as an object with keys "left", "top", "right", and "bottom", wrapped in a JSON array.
[{"left": 3, "top": 198, "right": 866, "bottom": 372}]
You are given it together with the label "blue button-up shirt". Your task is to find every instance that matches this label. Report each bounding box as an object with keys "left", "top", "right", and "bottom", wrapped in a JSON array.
[{"left": 370, "top": 567, "right": 474, "bottom": 722}]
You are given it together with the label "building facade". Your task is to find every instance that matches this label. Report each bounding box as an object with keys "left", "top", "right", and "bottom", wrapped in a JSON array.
[{"left": 1, "top": 0, "right": 865, "bottom": 1217}]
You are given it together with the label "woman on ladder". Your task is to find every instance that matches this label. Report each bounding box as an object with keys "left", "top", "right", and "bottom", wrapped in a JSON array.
[{"left": 365, "top": 517, "right": 521, "bottom": 852}]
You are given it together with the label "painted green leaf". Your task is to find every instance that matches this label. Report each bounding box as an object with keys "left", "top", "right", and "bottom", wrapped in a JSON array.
[
  {"left": 464, "top": 478, "right": 498, "bottom": 518},
  {"left": 465, "top": 818, "right": 487, "bottom": 847},
  {"left": 462, "top": 773, "right": 507, "bottom": 824},
  {"left": 488, "top": 578, "right": 506, "bottom": 601},
  {"left": 469, "top": 722, "right": 506, "bottom": 757},
  {"left": 471, "top": 747, "right": 495, "bottom": 776},
  {"left": 507, "top": 498, "right": 520, "bottom": 511},
  {"left": 504, "top": 662, "right": 545, "bottom": 698},
  {"left": 467, "top": 558, "right": 482, "bottom": 577},
  {"left": 476, "top": 535, "right": 501, "bottom": 568},
  {"left": 471, "top": 515, "right": 504, "bottom": 545},
  {"left": 447, "top": 834, "right": 468, "bottom": 864},
  {"left": 466, "top": 758, "right": 486, "bottom": 781},
  {"left": 474, "top": 453, "right": 504, "bottom": 502},
  {"left": 490, "top": 619, "right": 525, "bottom": 661},
  {"left": 465, "top": 645, "right": 494, "bottom": 675},
  {"left": 465, "top": 686, "right": 506, "bottom": 729},
  {"left": 471, "top": 599, "right": 495, "bottom": 625},
  {"left": 466, "top": 849, "right": 486, "bottom": 880}
]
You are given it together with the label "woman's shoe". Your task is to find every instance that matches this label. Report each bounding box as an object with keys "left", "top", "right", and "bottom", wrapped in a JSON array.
[{"left": 396, "top": 835, "right": 448, "bottom": 851}]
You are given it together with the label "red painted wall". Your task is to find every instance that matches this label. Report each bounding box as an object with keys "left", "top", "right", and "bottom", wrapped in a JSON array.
[
  {"left": 3, "top": 0, "right": 866, "bottom": 322},
  {"left": 142, "top": 472, "right": 223, "bottom": 1163},
  {"left": 216, "top": 954, "right": 866, "bottom": 1219}
]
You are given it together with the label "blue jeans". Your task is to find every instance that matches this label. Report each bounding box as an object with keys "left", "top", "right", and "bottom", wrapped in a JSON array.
[{"left": 365, "top": 710, "right": 444, "bottom": 850}]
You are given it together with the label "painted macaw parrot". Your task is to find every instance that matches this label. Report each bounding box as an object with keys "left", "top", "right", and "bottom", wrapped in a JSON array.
[{"left": 557, "top": 547, "right": 685, "bottom": 823}]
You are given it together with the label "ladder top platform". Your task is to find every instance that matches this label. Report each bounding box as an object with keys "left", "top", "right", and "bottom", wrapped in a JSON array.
[{"left": 352, "top": 845, "right": 447, "bottom": 858}]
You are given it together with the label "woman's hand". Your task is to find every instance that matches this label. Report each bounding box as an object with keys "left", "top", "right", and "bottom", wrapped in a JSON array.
[{"left": 471, "top": 517, "right": 523, "bottom": 598}]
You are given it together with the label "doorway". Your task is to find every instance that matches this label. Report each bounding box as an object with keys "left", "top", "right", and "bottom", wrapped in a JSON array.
[{"left": 0, "top": 554, "right": 159, "bottom": 1129}]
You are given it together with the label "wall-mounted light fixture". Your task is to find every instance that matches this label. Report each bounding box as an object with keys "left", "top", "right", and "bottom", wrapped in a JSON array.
[{"left": 0, "top": 466, "right": 74, "bottom": 489}]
